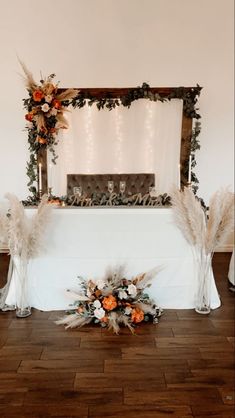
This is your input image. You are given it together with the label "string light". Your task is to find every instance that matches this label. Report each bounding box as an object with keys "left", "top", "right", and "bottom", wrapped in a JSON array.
[
  {"left": 114, "top": 105, "right": 124, "bottom": 173},
  {"left": 84, "top": 105, "right": 94, "bottom": 173},
  {"left": 144, "top": 101, "right": 154, "bottom": 171}
]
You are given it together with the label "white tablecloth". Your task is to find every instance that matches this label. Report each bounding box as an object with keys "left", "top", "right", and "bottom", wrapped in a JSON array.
[{"left": 5, "top": 207, "right": 221, "bottom": 310}]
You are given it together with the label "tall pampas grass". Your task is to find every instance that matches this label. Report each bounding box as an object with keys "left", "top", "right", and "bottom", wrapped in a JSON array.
[
  {"left": 171, "top": 187, "right": 234, "bottom": 254},
  {"left": 171, "top": 186, "right": 234, "bottom": 311},
  {"left": 5, "top": 193, "right": 52, "bottom": 260},
  {"left": 0, "top": 208, "right": 8, "bottom": 246}
]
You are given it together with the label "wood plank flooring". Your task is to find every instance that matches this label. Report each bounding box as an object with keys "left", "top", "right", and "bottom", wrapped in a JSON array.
[{"left": 0, "top": 252, "right": 234, "bottom": 418}]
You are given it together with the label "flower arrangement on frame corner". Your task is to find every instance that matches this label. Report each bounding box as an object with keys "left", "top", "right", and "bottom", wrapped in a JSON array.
[
  {"left": 20, "top": 61, "right": 78, "bottom": 155},
  {"left": 56, "top": 266, "right": 162, "bottom": 334}
]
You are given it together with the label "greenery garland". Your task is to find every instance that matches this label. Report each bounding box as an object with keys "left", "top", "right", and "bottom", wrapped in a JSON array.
[{"left": 22, "top": 73, "right": 202, "bottom": 203}]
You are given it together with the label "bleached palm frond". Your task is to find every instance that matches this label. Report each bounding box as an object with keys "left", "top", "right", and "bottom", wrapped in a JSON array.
[
  {"left": 56, "top": 89, "right": 79, "bottom": 101},
  {"left": 5, "top": 193, "right": 29, "bottom": 258},
  {"left": 171, "top": 188, "right": 196, "bottom": 246},
  {"left": 206, "top": 189, "right": 234, "bottom": 254},
  {"left": 27, "top": 194, "right": 52, "bottom": 258},
  {"left": 18, "top": 59, "right": 37, "bottom": 90}
]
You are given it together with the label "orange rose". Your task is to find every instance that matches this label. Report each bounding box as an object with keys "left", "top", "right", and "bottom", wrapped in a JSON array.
[
  {"left": 37, "top": 137, "right": 47, "bottom": 145},
  {"left": 131, "top": 308, "right": 144, "bottom": 324},
  {"left": 52, "top": 99, "right": 61, "bottom": 109},
  {"left": 102, "top": 295, "right": 117, "bottom": 311},
  {"left": 33, "top": 89, "right": 44, "bottom": 102},
  {"left": 25, "top": 112, "right": 34, "bottom": 121}
]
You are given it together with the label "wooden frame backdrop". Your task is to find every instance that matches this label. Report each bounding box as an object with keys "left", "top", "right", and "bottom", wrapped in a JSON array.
[{"left": 37, "top": 87, "right": 193, "bottom": 195}]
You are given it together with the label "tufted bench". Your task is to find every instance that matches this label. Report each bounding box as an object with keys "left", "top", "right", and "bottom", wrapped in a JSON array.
[{"left": 67, "top": 173, "right": 155, "bottom": 197}]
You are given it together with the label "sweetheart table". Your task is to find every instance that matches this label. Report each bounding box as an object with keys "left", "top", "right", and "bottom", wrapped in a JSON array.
[{"left": 5, "top": 207, "right": 221, "bottom": 311}]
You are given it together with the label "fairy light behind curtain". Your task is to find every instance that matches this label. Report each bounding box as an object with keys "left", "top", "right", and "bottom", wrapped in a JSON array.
[{"left": 49, "top": 99, "right": 183, "bottom": 196}]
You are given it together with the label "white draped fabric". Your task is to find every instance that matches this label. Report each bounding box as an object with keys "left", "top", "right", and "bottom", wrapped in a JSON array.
[
  {"left": 49, "top": 99, "right": 183, "bottom": 196},
  {"left": 5, "top": 208, "right": 221, "bottom": 311}
]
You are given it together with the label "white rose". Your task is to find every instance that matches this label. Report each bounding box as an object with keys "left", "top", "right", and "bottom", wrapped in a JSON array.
[
  {"left": 93, "top": 299, "right": 101, "bottom": 309},
  {"left": 50, "top": 107, "right": 58, "bottom": 116},
  {"left": 124, "top": 307, "right": 132, "bottom": 315},
  {"left": 118, "top": 290, "right": 128, "bottom": 300},
  {"left": 127, "top": 283, "right": 137, "bottom": 297},
  {"left": 94, "top": 307, "right": 105, "bottom": 319},
  {"left": 41, "top": 103, "right": 50, "bottom": 112},
  {"left": 45, "top": 94, "right": 53, "bottom": 103}
]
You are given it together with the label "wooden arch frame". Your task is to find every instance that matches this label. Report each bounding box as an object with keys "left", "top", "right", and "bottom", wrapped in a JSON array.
[{"left": 37, "top": 86, "right": 195, "bottom": 195}]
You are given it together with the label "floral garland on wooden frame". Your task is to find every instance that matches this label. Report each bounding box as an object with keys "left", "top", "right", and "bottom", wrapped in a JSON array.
[{"left": 21, "top": 64, "right": 202, "bottom": 203}]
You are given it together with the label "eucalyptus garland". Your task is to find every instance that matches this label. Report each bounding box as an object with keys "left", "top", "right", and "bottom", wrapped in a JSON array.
[{"left": 22, "top": 76, "right": 202, "bottom": 202}]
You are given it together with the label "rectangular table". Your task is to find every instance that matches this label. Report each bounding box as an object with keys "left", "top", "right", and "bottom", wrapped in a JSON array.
[{"left": 5, "top": 207, "right": 221, "bottom": 311}]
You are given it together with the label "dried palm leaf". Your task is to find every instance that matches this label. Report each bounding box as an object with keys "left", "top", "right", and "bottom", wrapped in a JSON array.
[{"left": 56, "top": 89, "right": 79, "bottom": 101}]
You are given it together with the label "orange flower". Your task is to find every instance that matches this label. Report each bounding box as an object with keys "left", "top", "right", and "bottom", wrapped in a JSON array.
[
  {"left": 131, "top": 308, "right": 144, "bottom": 324},
  {"left": 101, "top": 316, "right": 108, "bottom": 323},
  {"left": 52, "top": 99, "right": 61, "bottom": 109},
  {"left": 25, "top": 112, "right": 34, "bottom": 121},
  {"left": 95, "top": 290, "right": 102, "bottom": 298},
  {"left": 77, "top": 306, "right": 84, "bottom": 313},
  {"left": 102, "top": 295, "right": 117, "bottom": 311},
  {"left": 33, "top": 89, "right": 44, "bottom": 102},
  {"left": 37, "top": 137, "right": 47, "bottom": 145}
]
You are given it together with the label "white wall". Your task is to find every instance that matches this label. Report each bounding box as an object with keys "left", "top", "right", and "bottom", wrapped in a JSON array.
[{"left": 0, "top": 0, "right": 234, "bottom": 204}]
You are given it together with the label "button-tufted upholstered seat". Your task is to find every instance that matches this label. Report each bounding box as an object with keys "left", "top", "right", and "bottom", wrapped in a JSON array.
[{"left": 67, "top": 173, "right": 155, "bottom": 197}]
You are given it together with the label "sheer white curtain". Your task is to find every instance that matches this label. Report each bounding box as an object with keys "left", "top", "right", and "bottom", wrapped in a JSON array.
[{"left": 49, "top": 99, "right": 183, "bottom": 196}]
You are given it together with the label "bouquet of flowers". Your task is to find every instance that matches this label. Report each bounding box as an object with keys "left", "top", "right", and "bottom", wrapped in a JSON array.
[
  {"left": 56, "top": 266, "right": 162, "bottom": 334},
  {"left": 20, "top": 61, "right": 78, "bottom": 150}
]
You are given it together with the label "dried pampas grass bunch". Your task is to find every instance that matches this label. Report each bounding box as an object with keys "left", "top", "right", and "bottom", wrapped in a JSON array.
[
  {"left": 5, "top": 193, "right": 51, "bottom": 260},
  {"left": 171, "top": 187, "right": 234, "bottom": 254}
]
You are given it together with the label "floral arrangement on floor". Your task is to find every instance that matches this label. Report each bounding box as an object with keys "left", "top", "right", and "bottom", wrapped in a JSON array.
[{"left": 56, "top": 266, "right": 162, "bottom": 334}]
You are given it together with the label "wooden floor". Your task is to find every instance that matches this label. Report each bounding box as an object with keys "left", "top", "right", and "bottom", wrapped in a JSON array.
[{"left": 0, "top": 253, "right": 234, "bottom": 418}]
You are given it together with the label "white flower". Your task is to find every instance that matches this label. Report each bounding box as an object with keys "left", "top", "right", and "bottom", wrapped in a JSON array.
[
  {"left": 96, "top": 279, "right": 106, "bottom": 290},
  {"left": 118, "top": 290, "right": 128, "bottom": 299},
  {"left": 94, "top": 307, "right": 105, "bottom": 319},
  {"left": 45, "top": 94, "right": 53, "bottom": 103},
  {"left": 124, "top": 306, "right": 132, "bottom": 315},
  {"left": 93, "top": 299, "right": 101, "bottom": 309},
  {"left": 41, "top": 103, "right": 50, "bottom": 112},
  {"left": 27, "top": 122, "right": 33, "bottom": 129},
  {"left": 127, "top": 283, "right": 137, "bottom": 297},
  {"left": 50, "top": 107, "right": 58, "bottom": 116}
]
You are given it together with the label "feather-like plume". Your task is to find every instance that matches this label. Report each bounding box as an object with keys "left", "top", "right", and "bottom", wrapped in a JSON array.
[
  {"left": 183, "top": 187, "right": 206, "bottom": 247},
  {"left": 56, "top": 89, "right": 79, "bottom": 101},
  {"left": 56, "top": 314, "right": 92, "bottom": 329},
  {"left": 206, "top": 189, "right": 234, "bottom": 254},
  {"left": 5, "top": 193, "right": 29, "bottom": 258},
  {"left": 171, "top": 188, "right": 197, "bottom": 246},
  {"left": 18, "top": 58, "right": 37, "bottom": 90},
  {"left": 34, "top": 114, "right": 46, "bottom": 132},
  {"left": 0, "top": 208, "right": 8, "bottom": 245},
  {"left": 27, "top": 194, "right": 52, "bottom": 258},
  {"left": 134, "top": 266, "right": 163, "bottom": 289},
  {"left": 107, "top": 312, "right": 120, "bottom": 334}
]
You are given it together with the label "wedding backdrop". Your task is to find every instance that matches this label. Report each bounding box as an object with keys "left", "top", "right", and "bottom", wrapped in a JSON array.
[{"left": 0, "top": 64, "right": 233, "bottom": 331}]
